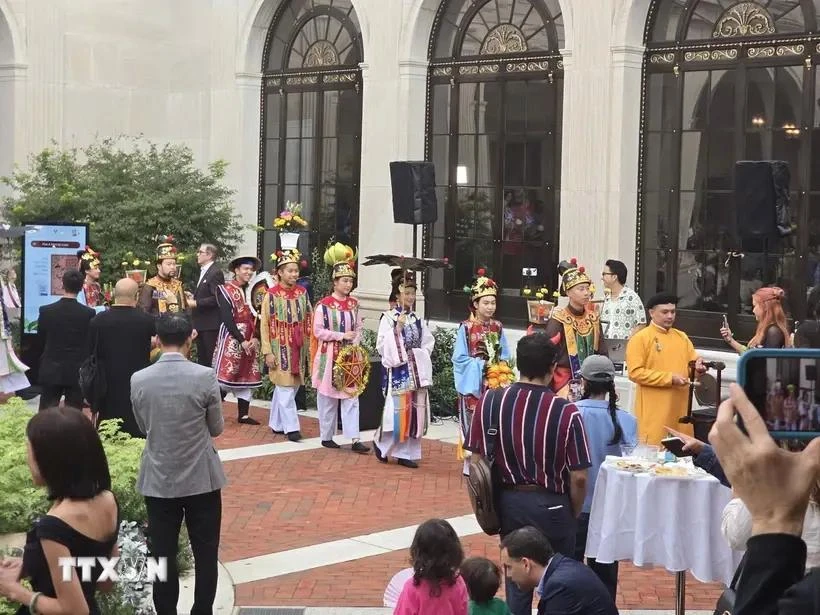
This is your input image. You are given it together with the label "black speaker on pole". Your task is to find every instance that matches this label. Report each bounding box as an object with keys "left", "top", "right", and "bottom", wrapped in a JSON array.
[
  {"left": 734, "top": 160, "right": 792, "bottom": 241},
  {"left": 389, "top": 161, "right": 438, "bottom": 225}
]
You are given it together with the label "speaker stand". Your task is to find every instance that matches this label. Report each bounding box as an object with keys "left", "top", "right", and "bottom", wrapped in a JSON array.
[{"left": 412, "top": 224, "right": 419, "bottom": 259}]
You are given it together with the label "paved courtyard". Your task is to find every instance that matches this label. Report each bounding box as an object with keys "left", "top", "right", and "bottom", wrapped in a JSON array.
[{"left": 205, "top": 399, "right": 726, "bottom": 613}]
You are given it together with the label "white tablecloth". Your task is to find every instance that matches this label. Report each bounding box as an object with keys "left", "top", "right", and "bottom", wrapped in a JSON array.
[{"left": 585, "top": 461, "right": 744, "bottom": 586}]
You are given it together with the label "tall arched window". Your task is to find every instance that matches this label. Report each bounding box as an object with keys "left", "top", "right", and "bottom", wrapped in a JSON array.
[
  {"left": 424, "top": 0, "right": 564, "bottom": 327},
  {"left": 640, "top": 0, "right": 820, "bottom": 345},
  {"left": 259, "top": 0, "right": 363, "bottom": 262}
]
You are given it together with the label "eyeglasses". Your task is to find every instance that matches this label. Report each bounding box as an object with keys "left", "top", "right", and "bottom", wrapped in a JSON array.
[{"left": 602, "top": 272, "right": 617, "bottom": 277}]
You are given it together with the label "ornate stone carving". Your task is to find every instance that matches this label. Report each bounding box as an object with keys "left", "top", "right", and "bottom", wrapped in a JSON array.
[
  {"left": 713, "top": 2, "right": 775, "bottom": 38},
  {"left": 304, "top": 40, "right": 339, "bottom": 68},
  {"left": 480, "top": 24, "right": 527, "bottom": 55}
]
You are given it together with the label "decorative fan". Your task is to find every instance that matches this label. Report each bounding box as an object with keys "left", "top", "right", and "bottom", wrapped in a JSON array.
[
  {"left": 383, "top": 567, "right": 414, "bottom": 608},
  {"left": 332, "top": 344, "right": 371, "bottom": 397},
  {"left": 245, "top": 271, "right": 274, "bottom": 318}
]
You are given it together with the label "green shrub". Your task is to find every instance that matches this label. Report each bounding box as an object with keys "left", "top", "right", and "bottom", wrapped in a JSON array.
[{"left": 430, "top": 327, "right": 458, "bottom": 417}]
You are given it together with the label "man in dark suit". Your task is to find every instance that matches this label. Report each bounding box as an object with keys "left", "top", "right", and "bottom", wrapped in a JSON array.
[
  {"left": 89, "top": 278, "right": 156, "bottom": 437},
  {"left": 37, "top": 269, "right": 95, "bottom": 411},
  {"left": 501, "top": 526, "right": 618, "bottom": 615},
  {"left": 131, "top": 313, "right": 225, "bottom": 615},
  {"left": 186, "top": 243, "right": 224, "bottom": 368}
]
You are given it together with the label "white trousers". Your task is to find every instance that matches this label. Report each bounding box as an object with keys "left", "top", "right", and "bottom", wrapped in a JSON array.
[
  {"left": 375, "top": 432, "right": 422, "bottom": 461},
  {"left": 317, "top": 394, "right": 360, "bottom": 441},
  {"left": 222, "top": 387, "right": 251, "bottom": 402},
  {"left": 269, "top": 386, "right": 301, "bottom": 434}
]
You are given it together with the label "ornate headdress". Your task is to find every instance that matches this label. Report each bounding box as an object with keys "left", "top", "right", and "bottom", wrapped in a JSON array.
[
  {"left": 324, "top": 242, "right": 357, "bottom": 279},
  {"left": 155, "top": 235, "right": 178, "bottom": 263},
  {"left": 272, "top": 248, "right": 303, "bottom": 270},
  {"left": 396, "top": 270, "right": 417, "bottom": 292},
  {"left": 77, "top": 246, "right": 101, "bottom": 271},
  {"left": 463, "top": 267, "right": 498, "bottom": 303},
  {"left": 557, "top": 258, "right": 592, "bottom": 295}
]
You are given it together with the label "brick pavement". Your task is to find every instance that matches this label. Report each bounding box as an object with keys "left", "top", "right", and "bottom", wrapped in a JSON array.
[
  {"left": 217, "top": 400, "right": 727, "bottom": 611},
  {"left": 233, "top": 533, "right": 724, "bottom": 610}
]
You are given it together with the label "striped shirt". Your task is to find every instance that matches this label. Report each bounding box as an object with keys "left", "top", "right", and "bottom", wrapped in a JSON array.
[{"left": 467, "top": 382, "right": 592, "bottom": 493}]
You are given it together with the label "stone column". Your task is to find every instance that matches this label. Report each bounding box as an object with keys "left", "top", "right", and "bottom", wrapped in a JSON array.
[{"left": 234, "top": 72, "right": 263, "bottom": 255}]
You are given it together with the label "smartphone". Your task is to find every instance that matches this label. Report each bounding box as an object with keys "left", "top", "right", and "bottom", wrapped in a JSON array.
[
  {"left": 737, "top": 348, "right": 820, "bottom": 441},
  {"left": 722, "top": 314, "right": 729, "bottom": 330},
  {"left": 661, "top": 437, "right": 692, "bottom": 457}
]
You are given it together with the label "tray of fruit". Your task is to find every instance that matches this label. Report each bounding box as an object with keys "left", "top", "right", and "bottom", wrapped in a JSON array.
[{"left": 486, "top": 361, "right": 515, "bottom": 389}]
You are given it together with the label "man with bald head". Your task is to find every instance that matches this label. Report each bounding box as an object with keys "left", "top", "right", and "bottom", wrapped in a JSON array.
[{"left": 88, "top": 277, "right": 156, "bottom": 436}]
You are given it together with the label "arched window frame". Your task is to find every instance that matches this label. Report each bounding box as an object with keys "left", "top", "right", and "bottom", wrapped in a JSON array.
[
  {"left": 258, "top": 0, "right": 364, "bottom": 261},
  {"left": 423, "top": 0, "right": 566, "bottom": 326},
  {"left": 638, "top": 0, "right": 820, "bottom": 346}
]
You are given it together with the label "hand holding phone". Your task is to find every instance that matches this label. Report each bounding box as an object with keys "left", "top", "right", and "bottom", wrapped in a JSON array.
[{"left": 661, "top": 437, "right": 693, "bottom": 458}]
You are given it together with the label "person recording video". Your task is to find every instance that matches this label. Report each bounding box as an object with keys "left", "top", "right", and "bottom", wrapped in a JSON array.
[{"left": 710, "top": 384, "right": 820, "bottom": 614}]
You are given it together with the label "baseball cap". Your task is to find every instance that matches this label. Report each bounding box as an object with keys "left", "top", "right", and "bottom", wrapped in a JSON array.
[{"left": 580, "top": 355, "right": 615, "bottom": 383}]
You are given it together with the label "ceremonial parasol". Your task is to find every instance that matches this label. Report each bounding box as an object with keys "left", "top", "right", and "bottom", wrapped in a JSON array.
[{"left": 361, "top": 254, "right": 452, "bottom": 271}]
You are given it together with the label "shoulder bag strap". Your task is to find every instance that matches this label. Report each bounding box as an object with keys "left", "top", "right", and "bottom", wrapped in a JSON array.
[{"left": 484, "top": 394, "right": 500, "bottom": 464}]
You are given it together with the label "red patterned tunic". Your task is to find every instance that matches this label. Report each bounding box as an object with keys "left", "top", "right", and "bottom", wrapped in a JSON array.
[{"left": 213, "top": 282, "right": 262, "bottom": 389}]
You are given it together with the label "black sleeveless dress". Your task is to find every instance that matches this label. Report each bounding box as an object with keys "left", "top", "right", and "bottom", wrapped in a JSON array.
[{"left": 17, "top": 508, "right": 119, "bottom": 615}]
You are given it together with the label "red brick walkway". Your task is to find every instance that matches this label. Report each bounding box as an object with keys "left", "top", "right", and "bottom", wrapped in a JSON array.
[{"left": 217, "top": 402, "right": 725, "bottom": 610}]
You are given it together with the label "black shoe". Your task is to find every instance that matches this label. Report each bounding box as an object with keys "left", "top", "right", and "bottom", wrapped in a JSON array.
[
  {"left": 351, "top": 441, "right": 370, "bottom": 454},
  {"left": 322, "top": 439, "right": 340, "bottom": 449},
  {"left": 397, "top": 459, "right": 419, "bottom": 469},
  {"left": 373, "top": 444, "right": 388, "bottom": 464},
  {"left": 287, "top": 431, "right": 302, "bottom": 442},
  {"left": 271, "top": 428, "right": 284, "bottom": 435},
  {"left": 238, "top": 416, "right": 260, "bottom": 425}
]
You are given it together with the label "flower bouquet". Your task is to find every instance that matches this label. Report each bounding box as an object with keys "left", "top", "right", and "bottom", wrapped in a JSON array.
[
  {"left": 522, "top": 285, "right": 559, "bottom": 324},
  {"left": 483, "top": 331, "right": 516, "bottom": 389},
  {"left": 274, "top": 201, "right": 309, "bottom": 250}
]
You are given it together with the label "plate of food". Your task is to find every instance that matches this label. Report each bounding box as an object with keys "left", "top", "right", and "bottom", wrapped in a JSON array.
[
  {"left": 650, "top": 464, "right": 697, "bottom": 479},
  {"left": 611, "top": 459, "right": 655, "bottom": 474}
]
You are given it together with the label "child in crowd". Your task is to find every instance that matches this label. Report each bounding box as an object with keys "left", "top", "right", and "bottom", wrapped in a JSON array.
[
  {"left": 460, "top": 557, "right": 511, "bottom": 615},
  {"left": 394, "top": 519, "right": 469, "bottom": 615}
]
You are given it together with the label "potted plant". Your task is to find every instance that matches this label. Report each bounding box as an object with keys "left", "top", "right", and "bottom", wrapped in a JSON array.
[
  {"left": 121, "top": 252, "right": 152, "bottom": 286},
  {"left": 273, "top": 201, "right": 308, "bottom": 250}
]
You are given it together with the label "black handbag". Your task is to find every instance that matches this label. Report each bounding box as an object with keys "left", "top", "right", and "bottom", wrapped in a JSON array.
[
  {"left": 713, "top": 554, "right": 746, "bottom": 615},
  {"left": 78, "top": 333, "right": 106, "bottom": 408}
]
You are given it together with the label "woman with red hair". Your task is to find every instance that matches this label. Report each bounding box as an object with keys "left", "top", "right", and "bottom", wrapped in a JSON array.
[{"left": 720, "top": 286, "right": 791, "bottom": 353}]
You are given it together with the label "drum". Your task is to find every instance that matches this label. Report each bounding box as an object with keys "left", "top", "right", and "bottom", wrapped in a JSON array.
[{"left": 332, "top": 344, "right": 371, "bottom": 397}]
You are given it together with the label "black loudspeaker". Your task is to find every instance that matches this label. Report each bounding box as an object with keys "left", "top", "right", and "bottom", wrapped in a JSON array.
[
  {"left": 734, "top": 161, "right": 792, "bottom": 241},
  {"left": 389, "top": 161, "right": 438, "bottom": 225}
]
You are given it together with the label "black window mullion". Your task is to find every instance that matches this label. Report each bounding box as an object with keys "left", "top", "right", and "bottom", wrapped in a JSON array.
[
  {"left": 314, "top": 90, "right": 325, "bottom": 246},
  {"left": 448, "top": 79, "right": 460, "bottom": 300},
  {"left": 493, "top": 80, "right": 506, "bottom": 286},
  {"left": 277, "top": 90, "right": 288, "bottom": 224},
  {"left": 668, "top": 69, "right": 685, "bottom": 303}
]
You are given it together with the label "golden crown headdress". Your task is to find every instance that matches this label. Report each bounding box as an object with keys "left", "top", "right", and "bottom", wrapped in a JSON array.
[
  {"left": 272, "top": 248, "right": 303, "bottom": 270},
  {"left": 463, "top": 267, "right": 498, "bottom": 302},
  {"left": 558, "top": 258, "right": 592, "bottom": 295},
  {"left": 78, "top": 246, "right": 101, "bottom": 270},
  {"left": 155, "top": 235, "right": 178, "bottom": 263}
]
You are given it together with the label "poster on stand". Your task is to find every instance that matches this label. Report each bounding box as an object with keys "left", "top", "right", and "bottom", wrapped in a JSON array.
[{"left": 21, "top": 224, "right": 88, "bottom": 334}]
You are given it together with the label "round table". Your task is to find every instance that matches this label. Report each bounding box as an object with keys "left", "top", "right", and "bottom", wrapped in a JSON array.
[{"left": 584, "top": 457, "right": 744, "bottom": 615}]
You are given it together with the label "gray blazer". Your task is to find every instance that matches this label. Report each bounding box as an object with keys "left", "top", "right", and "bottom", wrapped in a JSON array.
[{"left": 131, "top": 353, "right": 226, "bottom": 498}]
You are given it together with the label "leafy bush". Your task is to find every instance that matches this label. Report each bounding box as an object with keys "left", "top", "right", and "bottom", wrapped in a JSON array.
[
  {"left": 430, "top": 327, "right": 458, "bottom": 417},
  {"left": 1, "top": 137, "right": 245, "bottom": 286}
]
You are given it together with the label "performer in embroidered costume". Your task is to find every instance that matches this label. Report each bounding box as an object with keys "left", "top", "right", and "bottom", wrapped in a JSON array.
[
  {"left": 452, "top": 269, "right": 510, "bottom": 474},
  {"left": 214, "top": 255, "right": 263, "bottom": 425},
  {"left": 76, "top": 246, "right": 105, "bottom": 313},
  {"left": 311, "top": 243, "right": 370, "bottom": 454},
  {"left": 374, "top": 272, "right": 434, "bottom": 469},
  {"left": 139, "top": 237, "right": 188, "bottom": 317},
  {"left": 544, "top": 258, "right": 606, "bottom": 400},
  {"left": 0, "top": 277, "right": 28, "bottom": 396},
  {"left": 261, "top": 249, "right": 312, "bottom": 442}
]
